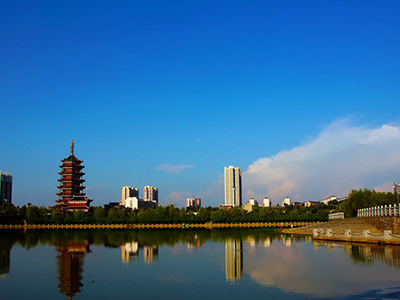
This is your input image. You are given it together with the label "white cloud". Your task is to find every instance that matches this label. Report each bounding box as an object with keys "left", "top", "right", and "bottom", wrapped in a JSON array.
[
  {"left": 155, "top": 164, "right": 194, "bottom": 174},
  {"left": 244, "top": 119, "right": 400, "bottom": 202}
]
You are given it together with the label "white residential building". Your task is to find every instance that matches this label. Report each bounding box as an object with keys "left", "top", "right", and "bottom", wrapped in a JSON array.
[
  {"left": 281, "top": 197, "right": 291, "bottom": 207},
  {"left": 224, "top": 166, "right": 242, "bottom": 207}
]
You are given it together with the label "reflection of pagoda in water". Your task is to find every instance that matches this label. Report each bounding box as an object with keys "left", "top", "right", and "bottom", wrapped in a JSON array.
[
  {"left": 121, "top": 243, "right": 158, "bottom": 264},
  {"left": 0, "top": 249, "right": 10, "bottom": 278},
  {"left": 225, "top": 239, "right": 243, "bottom": 281},
  {"left": 57, "top": 238, "right": 91, "bottom": 300}
]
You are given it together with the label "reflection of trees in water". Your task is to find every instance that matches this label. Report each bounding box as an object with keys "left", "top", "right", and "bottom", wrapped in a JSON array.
[
  {"left": 56, "top": 237, "right": 91, "bottom": 300},
  {"left": 314, "top": 241, "right": 400, "bottom": 269},
  {"left": 2, "top": 228, "right": 283, "bottom": 249}
]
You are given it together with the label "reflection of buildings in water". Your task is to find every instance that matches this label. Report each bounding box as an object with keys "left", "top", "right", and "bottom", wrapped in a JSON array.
[
  {"left": 355, "top": 245, "right": 400, "bottom": 269},
  {"left": 187, "top": 240, "right": 201, "bottom": 249},
  {"left": 0, "top": 249, "right": 10, "bottom": 278},
  {"left": 264, "top": 238, "right": 271, "bottom": 248},
  {"left": 143, "top": 245, "right": 158, "bottom": 264},
  {"left": 225, "top": 239, "right": 243, "bottom": 281},
  {"left": 315, "top": 241, "right": 400, "bottom": 270},
  {"left": 282, "top": 236, "right": 292, "bottom": 248},
  {"left": 121, "top": 241, "right": 139, "bottom": 264},
  {"left": 57, "top": 239, "right": 91, "bottom": 300}
]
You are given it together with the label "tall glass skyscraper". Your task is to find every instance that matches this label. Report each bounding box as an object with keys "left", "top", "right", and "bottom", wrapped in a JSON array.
[{"left": 224, "top": 166, "right": 242, "bottom": 207}]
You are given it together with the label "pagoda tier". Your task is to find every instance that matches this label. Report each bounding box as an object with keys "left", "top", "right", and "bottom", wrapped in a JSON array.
[{"left": 56, "top": 140, "right": 93, "bottom": 213}]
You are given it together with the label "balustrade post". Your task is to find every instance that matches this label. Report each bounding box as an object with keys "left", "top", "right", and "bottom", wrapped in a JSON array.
[
  {"left": 384, "top": 230, "right": 392, "bottom": 240},
  {"left": 326, "top": 229, "right": 333, "bottom": 237},
  {"left": 313, "top": 229, "right": 319, "bottom": 237},
  {"left": 344, "top": 229, "right": 351, "bottom": 238},
  {"left": 363, "top": 230, "right": 370, "bottom": 239},
  {"left": 389, "top": 204, "right": 392, "bottom": 216}
]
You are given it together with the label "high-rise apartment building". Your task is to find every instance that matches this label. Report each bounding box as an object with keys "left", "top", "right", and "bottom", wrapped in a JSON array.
[
  {"left": 121, "top": 186, "right": 139, "bottom": 206},
  {"left": 143, "top": 185, "right": 158, "bottom": 203},
  {"left": 187, "top": 197, "right": 201, "bottom": 208},
  {"left": 0, "top": 171, "right": 12, "bottom": 205},
  {"left": 224, "top": 166, "right": 242, "bottom": 207}
]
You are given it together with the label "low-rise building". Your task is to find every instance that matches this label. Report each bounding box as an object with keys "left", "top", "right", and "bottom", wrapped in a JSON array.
[
  {"left": 282, "top": 197, "right": 291, "bottom": 207},
  {"left": 262, "top": 197, "right": 271, "bottom": 207},
  {"left": 304, "top": 201, "right": 319, "bottom": 208},
  {"left": 125, "top": 197, "right": 157, "bottom": 210},
  {"left": 320, "top": 196, "right": 337, "bottom": 205},
  {"left": 249, "top": 198, "right": 258, "bottom": 206},
  {"left": 242, "top": 203, "right": 253, "bottom": 212}
]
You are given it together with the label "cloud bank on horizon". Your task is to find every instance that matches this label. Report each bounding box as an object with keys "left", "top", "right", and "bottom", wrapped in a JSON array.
[{"left": 244, "top": 119, "right": 400, "bottom": 203}]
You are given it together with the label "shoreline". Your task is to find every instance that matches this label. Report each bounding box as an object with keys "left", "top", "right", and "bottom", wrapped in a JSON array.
[{"left": 0, "top": 221, "right": 322, "bottom": 230}]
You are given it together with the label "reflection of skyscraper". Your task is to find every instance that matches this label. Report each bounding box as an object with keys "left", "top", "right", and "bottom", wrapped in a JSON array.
[
  {"left": 143, "top": 245, "right": 158, "bottom": 264},
  {"left": 121, "top": 241, "right": 139, "bottom": 264},
  {"left": 0, "top": 249, "right": 10, "bottom": 278},
  {"left": 224, "top": 166, "right": 242, "bottom": 207},
  {"left": 225, "top": 239, "right": 243, "bottom": 281},
  {"left": 56, "top": 239, "right": 90, "bottom": 299}
]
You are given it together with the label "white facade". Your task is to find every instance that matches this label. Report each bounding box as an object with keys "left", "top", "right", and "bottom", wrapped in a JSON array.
[
  {"left": 320, "top": 195, "right": 337, "bottom": 205},
  {"left": 281, "top": 197, "right": 291, "bottom": 207},
  {"left": 224, "top": 166, "right": 242, "bottom": 207},
  {"left": 125, "top": 197, "right": 140, "bottom": 209},
  {"left": 263, "top": 197, "right": 271, "bottom": 207},
  {"left": 249, "top": 198, "right": 258, "bottom": 206}
]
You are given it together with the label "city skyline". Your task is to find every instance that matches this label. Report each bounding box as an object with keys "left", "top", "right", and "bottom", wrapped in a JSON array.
[{"left": 1, "top": 1, "right": 400, "bottom": 207}]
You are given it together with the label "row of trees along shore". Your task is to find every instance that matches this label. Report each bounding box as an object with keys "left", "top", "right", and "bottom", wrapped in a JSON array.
[{"left": 0, "top": 189, "right": 398, "bottom": 225}]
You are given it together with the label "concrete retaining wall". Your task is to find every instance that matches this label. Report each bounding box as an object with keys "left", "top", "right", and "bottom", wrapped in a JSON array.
[{"left": 364, "top": 216, "right": 400, "bottom": 233}]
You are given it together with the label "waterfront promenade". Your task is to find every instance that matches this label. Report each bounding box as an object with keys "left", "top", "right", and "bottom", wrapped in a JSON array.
[
  {"left": 0, "top": 221, "right": 320, "bottom": 230},
  {"left": 281, "top": 217, "right": 400, "bottom": 245}
]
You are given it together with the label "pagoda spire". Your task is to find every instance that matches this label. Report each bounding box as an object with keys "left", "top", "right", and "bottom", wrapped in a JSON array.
[{"left": 70, "top": 140, "right": 74, "bottom": 156}]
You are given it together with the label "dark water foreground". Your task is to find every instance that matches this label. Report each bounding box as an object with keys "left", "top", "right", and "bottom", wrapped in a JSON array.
[{"left": 0, "top": 229, "right": 399, "bottom": 300}]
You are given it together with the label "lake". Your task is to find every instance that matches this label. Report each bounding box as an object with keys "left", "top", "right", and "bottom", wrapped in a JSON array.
[{"left": 0, "top": 229, "right": 399, "bottom": 299}]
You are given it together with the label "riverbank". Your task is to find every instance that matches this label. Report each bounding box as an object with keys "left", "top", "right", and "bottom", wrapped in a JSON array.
[
  {"left": 280, "top": 218, "right": 382, "bottom": 235},
  {"left": 0, "top": 221, "right": 321, "bottom": 230}
]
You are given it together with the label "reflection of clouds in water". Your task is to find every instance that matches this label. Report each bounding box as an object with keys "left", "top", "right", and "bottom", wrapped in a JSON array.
[{"left": 246, "top": 241, "right": 400, "bottom": 298}]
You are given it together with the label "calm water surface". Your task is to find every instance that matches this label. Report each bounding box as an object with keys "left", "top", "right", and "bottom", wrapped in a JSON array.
[{"left": 0, "top": 229, "right": 399, "bottom": 300}]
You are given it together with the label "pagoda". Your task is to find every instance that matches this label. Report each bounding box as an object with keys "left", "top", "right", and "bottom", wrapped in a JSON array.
[{"left": 56, "top": 140, "right": 92, "bottom": 213}]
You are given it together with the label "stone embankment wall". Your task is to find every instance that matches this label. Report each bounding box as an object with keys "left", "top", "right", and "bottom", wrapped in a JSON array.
[{"left": 365, "top": 216, "right": 400, "bottom": 233}]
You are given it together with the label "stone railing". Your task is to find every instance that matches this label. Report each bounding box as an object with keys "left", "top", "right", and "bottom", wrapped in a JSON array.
[
  {"left": 357, "top": 204, "right": 400, "bottom": 217},
  {"left": 313, "top": 228, "right": 400, "bottom": 241}
]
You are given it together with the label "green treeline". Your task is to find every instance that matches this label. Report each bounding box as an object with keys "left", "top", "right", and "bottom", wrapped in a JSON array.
[
  {"left": 0, "top": 189, "right": 397, "bottom": 224},
  {"left": 1, "top": 203, "right": 332, "bottom": 224},
  {"left": 342, "top": 189, "right": 397, "bottom": 217}
]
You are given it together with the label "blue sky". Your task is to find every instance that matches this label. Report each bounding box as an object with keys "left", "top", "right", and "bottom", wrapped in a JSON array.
[{"left": 1, "top": 1, "right": 399, "bottom": 207}]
